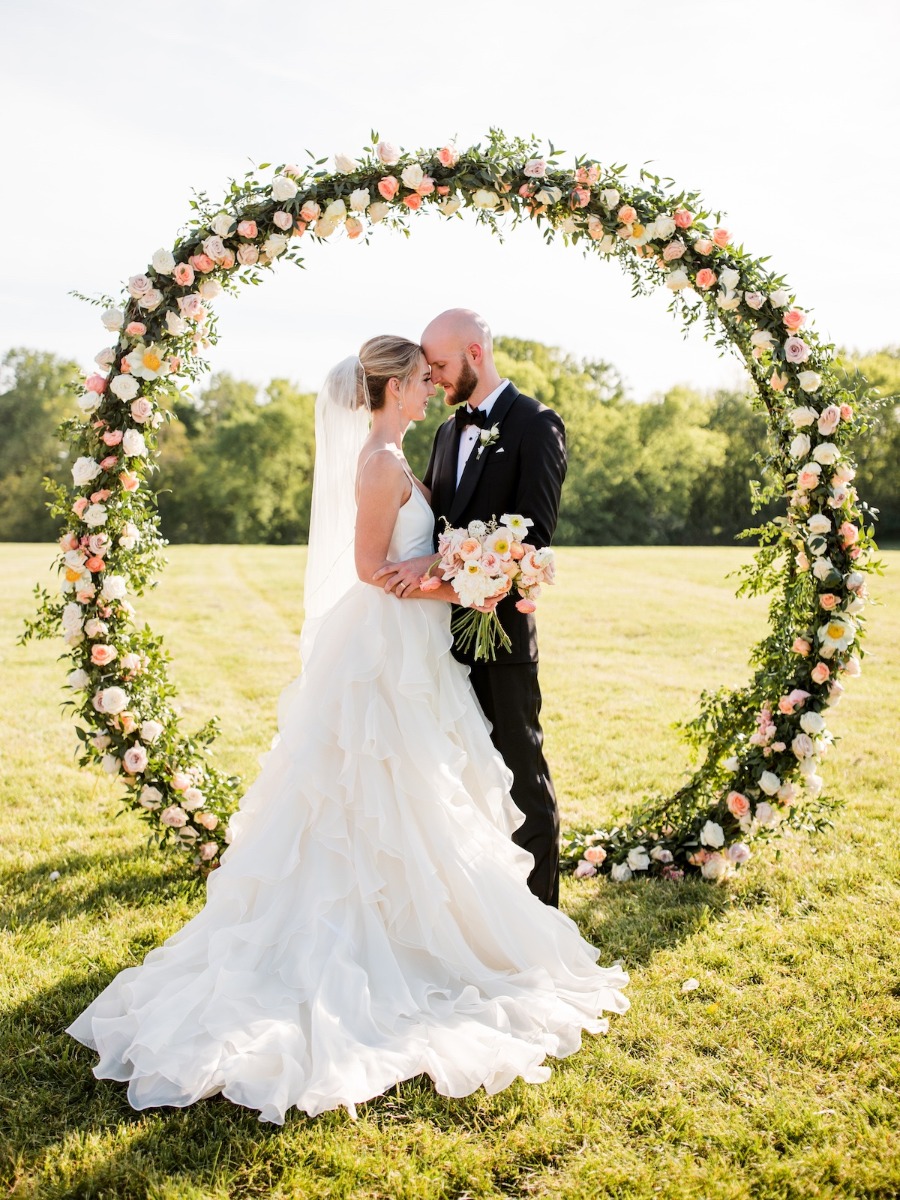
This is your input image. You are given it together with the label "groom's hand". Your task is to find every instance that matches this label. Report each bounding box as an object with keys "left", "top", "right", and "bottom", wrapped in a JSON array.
[{"left": 374, "top": 555, "right": 440, "bottom": 596}]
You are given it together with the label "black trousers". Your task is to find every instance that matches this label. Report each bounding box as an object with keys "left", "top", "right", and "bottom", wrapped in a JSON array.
[{"left": 467, "top": 661, "right": 560, "bottom": 908}]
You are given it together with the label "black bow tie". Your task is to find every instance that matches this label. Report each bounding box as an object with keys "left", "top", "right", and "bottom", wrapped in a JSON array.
[{"left": 454, "top": 406, "right": 487, "bottom": 431}]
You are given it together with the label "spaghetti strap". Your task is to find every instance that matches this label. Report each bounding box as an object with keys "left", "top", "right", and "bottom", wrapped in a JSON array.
[{"left": 356, "top": 448, "right": 418, "bottom": 502}]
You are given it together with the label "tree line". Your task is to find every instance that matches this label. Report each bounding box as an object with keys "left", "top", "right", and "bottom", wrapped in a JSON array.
[{"left": 2, "top": 340, "right": 898, "bottom": 546}]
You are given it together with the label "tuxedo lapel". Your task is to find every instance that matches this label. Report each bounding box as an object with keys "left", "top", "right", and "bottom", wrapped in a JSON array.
[
  {"left": 449, "top": 384, "right": 519, "bottom": 524},
  {"left": 433, "top": 418, "right": 459, "bottom": 523}
]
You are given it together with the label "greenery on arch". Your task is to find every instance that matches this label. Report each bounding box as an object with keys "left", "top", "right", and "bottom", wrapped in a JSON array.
[{"left": 22, "top": 129, "right": 880, "bottom": 882}]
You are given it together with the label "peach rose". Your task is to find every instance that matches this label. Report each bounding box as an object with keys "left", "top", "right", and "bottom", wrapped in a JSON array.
[
  {"left": 840, "top": 403, "right": 853, "bottom": 421},
  {"left": 91, "top": 644, "right": 117, "bottom": 666},
  {"left": 293, "top": 220, "right": 307, "bottom": 237},
  {"left": 99, "top": 455, "right": 118, "bottom": 470},
  {"left": 693, "top": 237, "right": 713, "bottom": 254},
  {"left": 85, "top": 555, "right": 105, "bottom": 573},
  {"left": 616, "top": 204, "right": 637, "bottom": 225},
  {"left": 570, "top": 187, "right": 590, "bottom": 209},
  {"left": 584, "top": 845, "right": 607, "bottom": 864},
  {"left": 300, "top": 201, "right": 321, "bottom": 222},
  {"left": 459, "top": 538, "right": 482, "bottom": 558},
  {"left": 173, "top": 262, "right": 195, "bottom": 286},
  {"left": 419, "top": 575, "right": 442, "bottom": 592},
  {"left": 72, "top": 497, "right": 89, "bottom": 516},
  {"left": 783, "top": 308, "right": 806, "bottom": 332},
  {"left": 196, "top": 811, "right": 219, "bottom": 831},
  {"left": 403, "top": 193, "right": 423, "bottom": 210},
  {"left": 695, "top": 268, "right": 717, "bottom": 290},
  {"left": 377, "top": 176, "right": 399, "bottom": 201},
  {"left": 817, "top": 405, "right": 841, "bottom": 435},
  {"left": 819, "top": 593, "right": 840, "bottom": 610},
  {"left": 770, "top": 370, "right": 788, "bottom": 392},
  {"left": 119, "top": 470, "right": 139, "bottom": 492},
  {"left": 189, "top": 253, "right": 215, "bottom": 274},
  {"left": 811, "top": 663, "right": 831, "bottom": 684},
  {"left": 237, "top": 220, "right": 258, "bottom": 238},
  {"left": 170, "top": 771, "right": 191, "bottom": 791},
  {"left": 726, "top": 791, "right": 751, "bottom": 818},
  {"left": 662, "top": 239, "right": 686, "bottom": 261},
  {"left": 712, "top": 227, "right": 730, "bottom": 247},
  {"left": 437, "top": 145, "right": 459, "bottom": 167},
  {"left": 673, "top": 208, "right": 693, "bottom": 228},
  {"left": 272, "top": 210, "right": 293, "bottom": 231},
  {"left": 792, "top": 637, "right": 812, "bottom": 656},
  {"left": 416, "top": 176, "right": 435, "bottom": 196},
  {"left": 102, "top": 429, "right": 123, "bottom": 446},
  {"left": 516, "top": 598, "right": 537, "bottom": 614},
  {"left": 839, "top": 521, "right": 859, "bottom": 547}
]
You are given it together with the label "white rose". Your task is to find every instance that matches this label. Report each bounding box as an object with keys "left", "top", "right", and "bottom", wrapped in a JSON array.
[
  {"left": 122, "top": 429, "right": 147, "bottom": 457},
  {"left": 110, "top": 374, "right": 139, "bottom": 401},
  {"left": 650, "top": 846, "right": 674, "bottom": 864},
  {"left": 182, "top": 787, "right": 205, "bottom": 811},
  {"left": 438, "top": 197, "right": 461, "bottom": 217},
  {"left": 102, "top": 753, "right": 120, "bottom": 774},
  {"left": 77, "top": 392, "right": 101, "bottom": 415},
  {"left": 719, "top": 267, "right": 741, "bottom": 292},
  {"left": 66, "top": 668, "right": 90, "bottom": 690},
  {"left": 700, "top": 820, "right": 725, "bottom": 848},
  {"left": 118, "top": 521, "right": 140, "bottom": 550},
  {"left": 754, "top": 801, "right": 776, "bottom": 826},
  {"left": 141, "top": 719, "right": 164, "bottom": 744},
  {"left": 72, "top": 456, "right": 102, "bottom": 486},
  {"left": 123, "top": 745, "right": 148, "bottom": 774},
  {"left": 271, "top": 174, "right": 298, "bottom": 201},
  {"left": 139, "top": 785, "right": 163, "bottom": 810},
  {"left": 812, "top": 442, "right": 839, "bottom": 465},
  {"left": 472, "top": 189, "right": 499, "bottom": 209},
  {"left": 701, "top": 853, "right": 729, "bottom": 881},
  {"left": 165, "top": 311, "right": 187, "bottom": 336},
  {"left": 101, "top": 307, "right": 124, "bottom": 331},
  {"left": 334, "top": 153, "right": 357, "bottom": 172},
  {"left": 101, "top": 575, "right": 127, "bottom": 601},
  {"left": 789, "top": 406, "right": 818, "bottom": 429},
  {"left": 376, "top": 141, "right": 401, "bottom": 165},
  {"left": 807, "top": 514, "right": 832, "bottom": 534},
  {"left": 137, "top": 288, "right": 163, "bottom": 312},
  {"left": 724, "top": 756, "right": 740, "bottom": 772},
  {"left": 600, "top": 188, "right": 620, "bottom": 208},
  {"left": 744, "top": 291, "right": 765, "bottom": 310},
  {"left": 160, "top": 804, "right": 188, "bottom": 828},
  {"left": 199, "top": 279, "right": 223, "bottom": 300},
  {"left": 666, "top": 269, "right": 690, "bottom": 291},
  {"left": 349, "top": 188, "right": 370, "bottom": 212},
  {"left": 769, "top": 287, "right": 791, "bottom": 307},
  {"left": 400, "top": 163, "right": 425, "bottom": 190},
  {"left": 366, "top": 201, "right": 389, "bottom": 223},
  {"left": 313, "top": 218, "right": 337, "bottom": 239},
  {"left": 535, "top": 186, "right": 562, "bottom": 205},
  {"left": 758, "top": 771, "right": 781, "bottom": 796},
  {"left": 610, "top": 862, "right": 633, "bottom": 882},
  {"left": 99, "top": 685, "right": 128, "bottom": 714},
  {"left": 750, "top": 330, "right": 774, "bottom": 349},
  {"left": 62, "top": 601, "right": 83, "bottom": 629},
  {"left": 262, "top": 233, "right": 289, "bottom": 257},
  {"left": 523, "top": 158, "right": 547, "bottom": 178},
  {"left": 324, "top": 198, "right": 347, "bottom": 223},
  {"left": 798, "top": 371, "right": 822, "bottom": 392},
  {"left": 84, "top": 504, "right": 108, "bottom": 527},
  {"left": 717, "top": 290, "right": 741, "bottom": 311},
  {"left": 626, "top": 846, "right": 650, "bottom": 871},
  {"left": 652, "top": 214, "right": 677, "bottom": 240},
  {"left": 151, "top": 247, "right": 175, "bottom": 274},
  {"left": 812, "top": 556, "right": 836, "bottom": 581},
  {"left": 789, "top": 433, "right": 811, "bottom": 459},
  {"left": 211, "top": 213, "right": 235, "bottom": 237},
  {"left": 558, "top": 215, "right": 577, "bottom": 235},
  {"left": 777, "top": 781, "right": 799, "bottom": 804},
  {"left": 800, "top": 711, "right": 826, "bottom": 735}
]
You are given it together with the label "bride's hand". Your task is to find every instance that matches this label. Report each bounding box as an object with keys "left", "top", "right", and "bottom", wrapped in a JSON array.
[
  {"left": 472, "top": 594, "right": 502, "bottom": 614},
  {"left": 374, "top": 555, "right": 440, "bottom": 596}
]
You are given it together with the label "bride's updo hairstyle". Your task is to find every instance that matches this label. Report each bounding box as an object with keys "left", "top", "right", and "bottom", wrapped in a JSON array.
[{"left": 358, "top": 336, "right": 423, "bottom": 411}]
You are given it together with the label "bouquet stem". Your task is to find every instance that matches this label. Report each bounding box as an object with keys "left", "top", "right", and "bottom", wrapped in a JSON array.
[{"left": 451, "top": 608, "right": 512, "bottom": 662}]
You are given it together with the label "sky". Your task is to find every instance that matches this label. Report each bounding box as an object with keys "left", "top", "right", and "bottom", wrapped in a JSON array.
[{"left": 1, "top": 0, "right": 897, "bottom": 402}]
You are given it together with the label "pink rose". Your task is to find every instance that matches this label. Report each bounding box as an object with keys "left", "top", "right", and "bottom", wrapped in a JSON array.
[
  {"left": 99, "top": 455, "right": 118, "bottom": 470},
  {"left": 237, "top": 244, "right": 259, "bottom": 266},
  {"left": 403, "top": 193, "right": 423, "bottom": 209},
  {"left": 819, "top": 593, "right": 840, "bottom": 611},
  {"left": 199, "top": 841, "right": 219, "bottom": 861},
  {"left": 160, "top": 805, "right": 188, "bottom": 828},
  {"left": 102, "top": 429, "right": 123, "bottom": 446},
  {"left": 573, "top": 859, "right": 597, "bottom": 878},
  {"left": 130, "top": 397, "right": 153, "bottom": 423},
  {"left": 195, "top": 811, "right": 219, "bottom": 831},
  {"left": 125, "top": 321, "right": 147, "bottom": 337},
  {"left": 516, "top": 598, "right": 537, "bottom": 614},
  {"left": 695, "top": 268, "right": 717, "bottom": 290},
  {"left": 662, "top": 239, "right": 686, "bottom": 261},
  {"left": 839, "top": 521, "right": 859, "bottom": 547},
  {"left": 189, "top": 253, "right": 215, "bottom": 274},
  {"left": 85, "top": 373, "right": 107, "bottom": 394},
  {"left": 770, "top": 371, "right": 788, "bottom": 391},
  {"left": 119, "top": 470, "right": 139, "bottom": 492},
  {"left": 574, "top": 165, "right": 599, "bottom": 185},
  {"left": 726, "top": 791, "right": 750, "bottom": 818},
  {"left": 127, "top": 274, "right": 152, "bottom": 297},
  {"left": 417, "top": 176, "right": 436, "bottom": 196},
  {"left": 123, "top": 745, "right": 148, "bottom": 774},
  {"left": 72, "top": 497, "right": 89, "bottom": 516},
  {"left": 792, "top": 637, "right": 811, "bottom": 656},
  {"left": 673, "top": 208, "right": 693, "bottom": 228},
  {"left": 178, "top": 294, "right": 206, "bottom": 320},
  {"left": 523, "top": 159, "right": 547, "bottom": 178},
  {"left": 616, "top": 204, "right": 637, "bottom": 225},
  {"left": 437, "top": 145, "right": 459, "bottom": 167},
  {"left": 693, "top": 237, "right": 713, "bottom": 254},
  {"left": 237, "top": 220, "right": 258, "bottom": 238},
  {"left": 173, "top": 262, "right": 195, "bottom": 286},
  {"left": 783, "top": 308, "right": 806, "bottom": 332},
  {"left": 817, "top": 405, "right": 841, "bottom": 435},
  {"left": 300, "top": 201, "right": 321, "bottom": 222},
  {"left": 784, "top": 336, "right": 811, "bottom": 364},
  {"left": 170, "top": 771, "right": 191, "bottom": 791},
  {"left": 712, "top": 227, "right": 730, "bottom": 247},
  {"left": 584, "top": 845, "right": 607, "bottom": 864},
  {"left": 59, "top": 532, "right": 79, "bottom": 551},
  {"left": 377, "top": 176, "right": 399, "bottom": 201},
  {"left": 811, "top": 663, "right": 831, "bottom": 684},
  {"left": 272, "top": 210, "right": 293, "bottom": 231},
  {"left": 570, "top": 187, "right": 591, "bottom": 209},
  {"left": 91, "top": 644, "right": 117, "bottom": 666},
  {"left": 840, "top": 403, "right": 853, "bottom": 421}
]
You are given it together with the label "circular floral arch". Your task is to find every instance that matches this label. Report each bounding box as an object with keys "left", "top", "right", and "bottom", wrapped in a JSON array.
[{"left": 24, "top": 131, "right": 878, "bottom": 882}]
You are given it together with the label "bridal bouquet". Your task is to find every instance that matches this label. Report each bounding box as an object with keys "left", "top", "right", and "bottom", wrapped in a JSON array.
[{"left": 421, "top": 513, "right": 556, "bottom": 660}]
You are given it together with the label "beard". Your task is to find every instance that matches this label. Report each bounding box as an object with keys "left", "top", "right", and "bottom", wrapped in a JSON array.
[{"left": 446, "top": 355, "right": 478, "bottom": 407}]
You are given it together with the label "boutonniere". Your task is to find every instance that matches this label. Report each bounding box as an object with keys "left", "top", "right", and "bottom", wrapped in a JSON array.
[{"left": 476, "top": 423, "right": 500, "bottom": 458}]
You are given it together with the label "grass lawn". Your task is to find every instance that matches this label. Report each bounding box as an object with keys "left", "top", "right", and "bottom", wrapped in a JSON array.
[{"left": 2, "top": 543, "right": 898, "bottom": 1200}]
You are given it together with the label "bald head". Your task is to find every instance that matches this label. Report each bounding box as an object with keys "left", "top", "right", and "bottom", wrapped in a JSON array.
[{"left": 421, "top": 308, "right": 502, "bottom": 408}]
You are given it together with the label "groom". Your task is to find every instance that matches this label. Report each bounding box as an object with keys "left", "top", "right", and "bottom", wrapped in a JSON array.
[{"left": 379, "top": 309, "right": 568, "bottom": 907}]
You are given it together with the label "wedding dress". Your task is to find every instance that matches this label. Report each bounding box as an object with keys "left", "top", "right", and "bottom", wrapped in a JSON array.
[{"left": 67, "top": 372, "right": 628, "bottom": 1124}]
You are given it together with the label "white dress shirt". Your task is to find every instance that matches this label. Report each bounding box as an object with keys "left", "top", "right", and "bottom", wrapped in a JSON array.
[{"left": 455, "top": 379, "right": 509, "bottom": 486}]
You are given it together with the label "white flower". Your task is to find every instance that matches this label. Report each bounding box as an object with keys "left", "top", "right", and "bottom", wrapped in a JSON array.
[
  {"left": 610, "top": 862, "right": 633, "bottom": 882},
  {"left": 847, "top": 595, "right": 866, "bottom": 616},
  {"left": 376, "top": 141, "right": 401, "bottom": 165},
  {"left": 652, "top": 214, "right": 677, "bottom": 240},
  {"left": 535, "top": 186, "right": 562, "bottom": 206},
  {"left": 334, "top": 153, "right": 357, "bottom": 173},
  {"left": 367, "top": 200, "right": 390, "bottom": 223},
  {"left": 139, "top": 785, "right": 163, "bottom": 810},
  {"left": 717, "top": 289, "right": 741, "bottom": 311},
  {"left": 271, "top": 174, "right": 298, "bottom": 201},
  {"left": 769, "top": 287, "right": 791, "bottom": 307},
  {"left": 750, "top": 330, "right": 774, "bottom": 350},
  {"left": 262, "top": 233, "right": 289, "bottom": 257},
  {"left": 324, "top": 198, "right": 347, "bottom": 223},
  {"left": 165, "top": 311, "right": 187, "bottom": 336},
  {"left": 77, "top": 392, "right": 101, "bottom": 415},
  {"left": 799, "top": 711, "right": 826, "bottom": 735},
  {"left": 210, "top": 213, "right": 235, "bottom": 237},
  {"left": 400, "top": 163, "right": 425, "bottom": 190},
  {"left": 681, "top": 977, "right": 700, "bottom": 993},
  {"left": 627, "top": 846, "right": 651, "bottom": 871},
  {"left": 467, "top": 519, "right": 487, "bottom": 539},
  {"left": 805, "top": 773, "right": 824, "bottom": 797},
  {"left": 812, "top": 442, "right": 839, "bottom": 465},
  {"left": 439, "top": 196, "right": 461, "bottom": 216},
  {"left": 700, "top": 820, "right": 725, "bottom": 848},
  {"left": 789, "top": 406, "right": 818, "bottom": 429},
  {"left": 724, "top": 755, "right": 740, "bottom": 772},
  {"left": 66, "top": 668, "right": 90, "bottom": 690},
  {"left": 758, "top": 771, "right": 781, "bottom": 796},
  {"left": 151, "top": 247, "right": 175, "bottom": 274},
  {"left": 102, "top": 753, "right": 120, "bottom": 774},
  {"left": 650, "top": 846, "right": 674, "bottom": 863},
  {"left": 807, "top": 513, "right": 832, "bottom": 535},
  {"left": 182, "top": 786, "right": 205, "bottom": 811},
  {"left": 600, "top": 188, "right": 620, "bottom": 209},
  {"left": 118, "top": 521, "right": 140, "bottom": 550},
  {"left": 701, "top": 853, "right": 729, "bottom": 881},
  {"left": 798, "top": 370, "right": 822, "bottom": 392},
  {"left": 523, "top": 158, "right": 547, "bottom": 178},
  {"left": 754, "top": 801, "right": 776, "bottom": 826},
  {"left": 101, "top": 575, "right": 127, "bottom": 601},
  {"left": 198, "top": 278, "right": 222, "bottom": 301},
  {"left": 110, "top": 374, "right": 139, "bottom": 401},
  {"left": 126, "top": 343, "right": 169, "bottom": 381},
  {"left": 666, "top": 269, "right": 690, "bottom": 291},
  {"left": 812, "top": 556, "right": 836, "bottom": 582},
  {"left": 101, "top": 307, "right": 124, "bottom": 332},
  {"left": 122, "top": 429, "right": 147, "bottom": 457},
  {"left": 817, "top": 615, "right": 856, "bottom": 654},
  {"left": 84, "top": 504, "right": 108, "bottom": 527},
  {"left": 727, "top": 842, "right": 751, "bottom": 864},
  {"left": 720, "top": 267, "right": 741, "bottom": 292},
  {"left": 98, "top": 685, "right": 128, "bottom": 714},
  {"left": 790, "top": 433, "right": 811, "bottom": 459},
  {"left": 744, "top": 291, "right": 765, "bottom": 310},
  {"left": 472, "top": 189, "right": 499, "bottom": 209},
  {"left": 137, "top": 288, "right": 164, "bottom": 312},
  {"left": 499, "top": 513, "right": 533, "bottom": 538},
  {"left": 141, "top": 719, "right": 164, "bottom": 744},
  {"left": 349, "top": 187, "right": 370, "bottom": 212},
  {"left": 72, "top": 456, "right": 102, "bottom": 486}
]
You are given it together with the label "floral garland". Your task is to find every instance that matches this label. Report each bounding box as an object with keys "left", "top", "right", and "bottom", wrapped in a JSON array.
[{"left": 23, "top": 131, "right": 879, "bottom": 880}]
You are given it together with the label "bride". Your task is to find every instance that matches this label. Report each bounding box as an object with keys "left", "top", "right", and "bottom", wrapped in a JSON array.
[{"left": 66, "top": 335, "right": 629, "bottom": 1123}]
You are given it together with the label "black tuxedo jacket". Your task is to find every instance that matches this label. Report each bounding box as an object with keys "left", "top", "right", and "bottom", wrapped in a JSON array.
[{"left": 422, "top": 383, "right": 567, "bottom": 665}]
